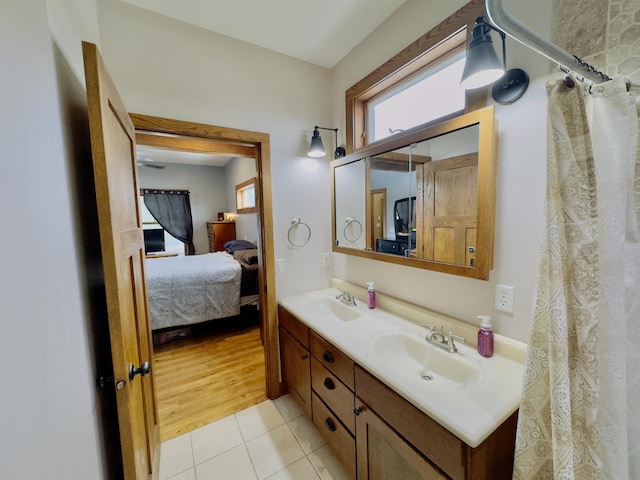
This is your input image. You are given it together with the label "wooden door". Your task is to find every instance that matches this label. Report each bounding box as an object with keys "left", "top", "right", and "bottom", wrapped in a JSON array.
[
  {"left": 279, "top": 327, "right": 311, "bottom": 418},
  {"left": 83, "top": 41, "right": 160, "bottom": 479},
  {"left": 356, "top": 401, "right": 448, "bottom": 480},
  {"left": 370, "top": 189, "right": 386, "bottom": 246},
  {"left": 417, "top": 153, "right": 478, "bottom": 265}
]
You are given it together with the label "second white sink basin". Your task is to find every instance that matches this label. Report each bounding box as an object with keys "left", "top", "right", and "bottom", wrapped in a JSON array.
[
  {"left": 305, "top": 297, "right": 361, "bottom": 321},
  {"left": 372, "top": 330, "right": 484, "bottom": 389}
]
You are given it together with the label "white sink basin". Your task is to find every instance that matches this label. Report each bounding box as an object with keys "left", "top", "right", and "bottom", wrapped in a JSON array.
[
  {"left": 372, "top": 330, "right": 483, "bottom": 389},
  {"left": 305, "top": 297, "right": 361, "bottom": 321}
]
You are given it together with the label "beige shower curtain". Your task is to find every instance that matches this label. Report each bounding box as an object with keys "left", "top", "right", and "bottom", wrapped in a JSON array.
[{"left": 513, "top": 77, "right": 640, "bottom": 479}]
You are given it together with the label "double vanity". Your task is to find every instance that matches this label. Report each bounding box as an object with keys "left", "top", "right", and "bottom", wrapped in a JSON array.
[{"left": 278, "top": 279, "right": 525, "bottom": 480}]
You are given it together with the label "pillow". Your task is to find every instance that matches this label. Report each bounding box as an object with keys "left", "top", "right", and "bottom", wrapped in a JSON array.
[
  {"left": 224, "top": 239, "right": 257, "bottom": 254},
  {"left": 234, "top": 249, "right": 259, "bottom": 265}
]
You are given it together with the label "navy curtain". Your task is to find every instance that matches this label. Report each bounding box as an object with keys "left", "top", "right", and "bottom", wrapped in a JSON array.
[{"left": 143, "top": 189, "right": 195, "bottom": 255}]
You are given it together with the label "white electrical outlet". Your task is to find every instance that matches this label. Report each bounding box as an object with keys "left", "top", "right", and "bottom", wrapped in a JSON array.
[
  {"left": 276, "top": 259, "right": 286, "bottom": 274},
  {"left": 321, "top": 252, "right": 331, "bottom": 268},
  {"left": 495, "top": 284, "right": 515, "bottom": 313}
]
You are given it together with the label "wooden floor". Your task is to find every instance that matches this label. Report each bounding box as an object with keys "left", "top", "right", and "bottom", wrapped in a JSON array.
[{"left": 153, "top": 311, "right": 267, "bottom": 442}]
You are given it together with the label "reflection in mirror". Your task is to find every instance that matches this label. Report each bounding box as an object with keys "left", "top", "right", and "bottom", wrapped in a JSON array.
[
  {"left": 334, "top": 158, "right": 366, "bottom": 249},
  {"left": 331, "top": 106, "right": 496, "bottom": 280}
]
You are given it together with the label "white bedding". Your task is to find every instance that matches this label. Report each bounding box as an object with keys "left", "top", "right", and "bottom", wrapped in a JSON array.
[{"left": 145, "top": 252, "right": 241, "bottom": 330}]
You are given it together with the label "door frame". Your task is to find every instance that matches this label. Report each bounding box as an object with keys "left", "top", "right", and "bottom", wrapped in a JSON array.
[
  {"left": 131, "top": 113, "right": 279, "bottom": 399},
  {"left": 369, "top": 188, "right": 386, "bottom": 247}
]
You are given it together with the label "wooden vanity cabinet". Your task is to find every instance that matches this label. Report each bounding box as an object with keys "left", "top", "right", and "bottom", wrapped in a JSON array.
[
  {"left": 356, "top": 405, "right": 448, "bottom": 480},
  {"left": 277, "top": 307, "right": 517, "bottom": 480},
  {"left": 309, "top": 331, "right": 357, "bottom": 478},
  {"left": 278, "top": 306, "right": 311, "bottom": 417},
  {"left": 355, "top": 366, "right": 517, "bottom": 480}
]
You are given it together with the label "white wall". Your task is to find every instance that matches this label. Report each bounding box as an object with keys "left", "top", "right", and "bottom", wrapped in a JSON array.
[
  {"left": 331, "top": 0, "right": 554, "bottom": 342},
  {"left": 96, "top": 0, "right": 335, "bottom": 297},
  {"left": 1, "top": 0, "right": 110, "bottom": 478},
  {"left": 138, "top": 163, "right": 227, "bottom": 254}
]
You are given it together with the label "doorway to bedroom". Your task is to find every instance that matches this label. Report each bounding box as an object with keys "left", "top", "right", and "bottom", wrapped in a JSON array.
[{"left": 132, "top": 113, "right": 278, "bottom": 442}]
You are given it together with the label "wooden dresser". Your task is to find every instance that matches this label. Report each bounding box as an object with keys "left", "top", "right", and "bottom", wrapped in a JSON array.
[{"left": 207, "top": 221, "right": 236, "bottom": 252}]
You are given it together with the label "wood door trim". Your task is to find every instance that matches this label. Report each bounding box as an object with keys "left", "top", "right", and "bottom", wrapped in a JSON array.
[{"left": 131, "top": 113, "right": 279, "bottom": 399}]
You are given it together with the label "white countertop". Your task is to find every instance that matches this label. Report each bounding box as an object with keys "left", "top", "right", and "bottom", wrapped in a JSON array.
[{"left": 279, "top": 287, "right": 525, "bottom": 448}]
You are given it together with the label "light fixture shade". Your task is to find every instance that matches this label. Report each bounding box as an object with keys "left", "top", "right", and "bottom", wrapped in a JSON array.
[
  {"left": 308, "top": 128, "right": 326, "bottom": 158},
  {"left": 460, "top": 23, "right": 505, "bottom": 90}
]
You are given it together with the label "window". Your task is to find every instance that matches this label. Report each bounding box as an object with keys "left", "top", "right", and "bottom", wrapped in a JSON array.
[
  {"left": 139, "top": 196, "right": 185, "bottom": 255},
  {"left": 236, "top": 178, "right": 257, "bottom": 214},
  {"left": 368, "top": 51, "right": 467, "bottom": 143},
  {"left": 345, "top": 0, "right": 486, "bottom": 151}
]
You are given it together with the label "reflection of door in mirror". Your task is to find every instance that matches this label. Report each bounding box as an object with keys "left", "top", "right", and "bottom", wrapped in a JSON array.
[
  {"left": 370, "top": 189, "right": 386, "bottom": 247},
  {"left": 417, "top": 153, "right": 478, "bottom": 266}
]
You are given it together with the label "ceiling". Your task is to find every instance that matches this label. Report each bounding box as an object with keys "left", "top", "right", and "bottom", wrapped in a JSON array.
[
  {"left": 136, "top": 145, "right": 235, "bottom": 169},
  {"left": 120, "top": 0, "right": 407, "bottom": 68},
  {"left": 130, "top": 0, "right": 409, "bottom": 169}
]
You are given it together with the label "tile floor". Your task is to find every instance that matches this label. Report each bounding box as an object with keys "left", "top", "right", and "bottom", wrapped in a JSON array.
[{"left": 159, "top": 394, "right": 351, "bottom": 480}]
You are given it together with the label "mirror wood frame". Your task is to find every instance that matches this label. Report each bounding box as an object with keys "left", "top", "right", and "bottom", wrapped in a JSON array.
[
  {"left": 331, "top": 106, "right": 497, "bottom": 280},
  {"left": 131, "top": 113, "right": 280, "bottom": 399}
]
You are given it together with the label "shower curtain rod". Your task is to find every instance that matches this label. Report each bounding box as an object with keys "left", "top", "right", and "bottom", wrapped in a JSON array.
[{"left": 485, "top": 0, "right": 612, "bottom": 84}]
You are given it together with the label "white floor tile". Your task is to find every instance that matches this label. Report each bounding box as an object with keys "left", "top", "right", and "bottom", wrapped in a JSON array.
[
  {"left": 191, "top": 414, "right": 244, "bottom": 465},
  {"left": 307, "top": 445, "right": 352, "bottom": 480},
  {"left": 195, "top": 444, "right": 257, "bottom": 480},
  {"left": 266, "top": 457, "right": 321, "bottom": 480},
  {"left": 236, "top": 399, "right": 286, "bottom": 441},
  {"left": 274, "top": 394, "right": 304, "bottom": 421},
  {"left": 159, "top": 432, "right": 194, "bottom": 480},
  {"left": 245, "top": 424, "right": 306, "bottom": 479},
  {"left": 288, "top": 415, "right": 326, "bottom": 454},
  {"left": 167, "top": 468, "right": 196, "bottom": 480}
]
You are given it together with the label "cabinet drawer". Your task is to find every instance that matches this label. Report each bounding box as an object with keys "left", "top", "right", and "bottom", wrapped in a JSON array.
[
  {"left": 278, "top": 306, "right": 309, "bottom": 348},
  {"left": 312, "top": 393, "right": 356, "bottom": 479},
  {"left": 310, "top": 331, "right": 354, "bottom": 390},
  {"left": 311, "top": 358, "right": 355, "bottom": 434},
  {"left": 355, "top": 366, "right": 465, "bottom": 480}
]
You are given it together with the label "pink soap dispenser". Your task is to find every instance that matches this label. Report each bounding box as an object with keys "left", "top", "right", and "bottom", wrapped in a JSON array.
[
  {"left": 367, "top": 282, "right": 376, "bottom": 309},
  {"left": 477, "top": 315, "right": 494, "bottom": 358}
]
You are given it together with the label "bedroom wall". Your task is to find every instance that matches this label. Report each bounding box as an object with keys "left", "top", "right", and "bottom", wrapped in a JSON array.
[
  {"left": 138, "top": 163, "right": 228, "bottom": 254},
  {"left": 2, "top": 0, "right": 112, "bottom": 479},
  {"left": 96, "top": 0, "right": 335, "bottom": 296}
]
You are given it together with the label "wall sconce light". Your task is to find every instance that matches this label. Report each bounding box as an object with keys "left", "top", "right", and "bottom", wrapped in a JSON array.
[
  {"left": 308, "top": 126, "right": 346, "bottom": 159},
  {"left": 460, "top": 16, "right": 529, "bottom": 104}
]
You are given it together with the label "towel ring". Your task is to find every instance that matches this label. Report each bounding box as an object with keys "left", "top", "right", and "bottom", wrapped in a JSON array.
[
  {"left": 288, "top": 218, "right": 311, "bottom": 247},
  {"left": 343, "top": 217, "right": 363, "bottom": 243}
]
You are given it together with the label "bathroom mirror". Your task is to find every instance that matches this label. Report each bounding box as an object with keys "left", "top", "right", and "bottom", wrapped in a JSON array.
[{"left": 331, "top": 106, "right": 497, "bottom": 280}]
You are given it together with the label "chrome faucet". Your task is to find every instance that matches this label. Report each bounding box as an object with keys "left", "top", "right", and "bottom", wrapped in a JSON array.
[
  {"left": 419, "top": 322, "right": 466, "bottom": 353},
  {"left": 336, "top": 289, "right": 357, "bottom": 307}
]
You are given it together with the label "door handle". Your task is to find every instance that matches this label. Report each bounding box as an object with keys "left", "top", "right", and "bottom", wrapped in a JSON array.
[
  {"left": 325, "top": 417, "right": 336, "bottom": 432},
  {"left": 129, "top": 361, "right": 151, "bottom": 381},
  {"left": 323, "top": 377, "right": 335, "bottom": 390},
  {"left": 322, "top": 351, "right": 334, "bottom": 363}
]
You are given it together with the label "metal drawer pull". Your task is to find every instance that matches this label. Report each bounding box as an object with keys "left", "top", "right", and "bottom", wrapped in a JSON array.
[
  {"left": 325, "top": 417, "right": 336, "bottom": 432},
  {"left": 323, "top": 351, "right": 334, "bottom": 363},
  {"left": 354, "top": 406, "right": 363, "bottom": 416},
  {"left": 323, "top": 377, "right": 335, "bottom": 390}
]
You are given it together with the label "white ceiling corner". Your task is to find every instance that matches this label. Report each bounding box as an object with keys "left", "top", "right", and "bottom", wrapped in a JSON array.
[{"left": 119, "top": 0, "right": 407, "bottom": 68}]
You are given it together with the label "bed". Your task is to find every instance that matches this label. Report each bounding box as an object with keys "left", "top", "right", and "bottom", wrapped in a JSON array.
[{"left": 145, "top": 240, "right": 259, "bottom": 331}]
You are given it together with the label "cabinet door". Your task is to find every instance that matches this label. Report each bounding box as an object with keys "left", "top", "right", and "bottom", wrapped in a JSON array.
[
  {"left": 356, "top": 401, "right": 449, "bottom": 480},
  {"left": 279, "top": 326, "right": 311, "bottom": 417}
]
